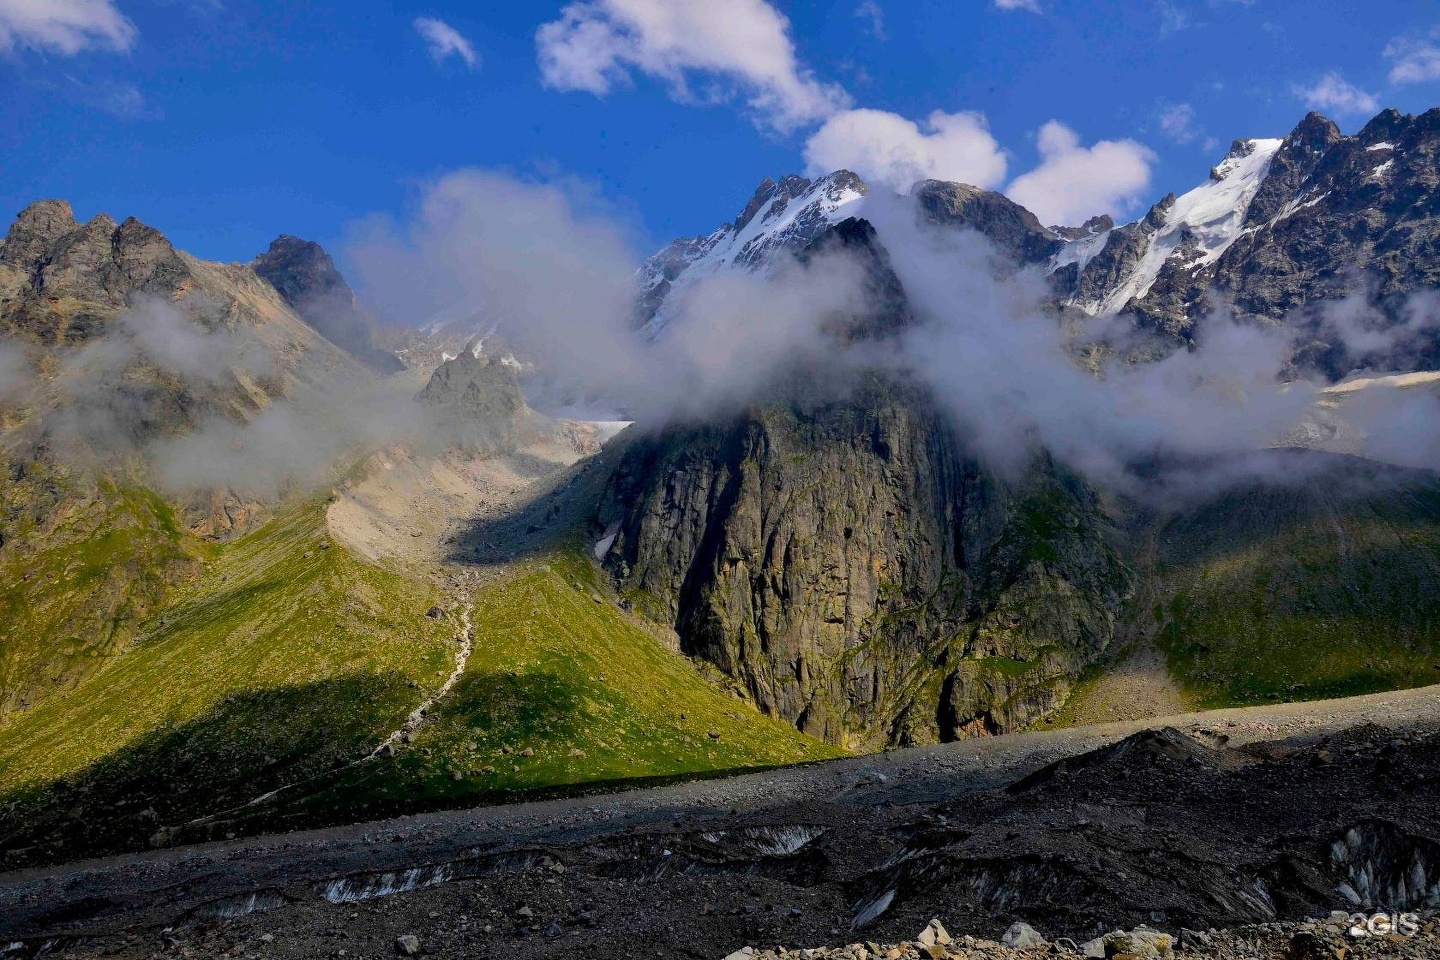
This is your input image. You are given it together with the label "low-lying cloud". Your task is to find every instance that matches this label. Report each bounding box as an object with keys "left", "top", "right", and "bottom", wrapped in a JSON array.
[{"left": 347, "top": 166, "right": 1440, "bottom": 500}]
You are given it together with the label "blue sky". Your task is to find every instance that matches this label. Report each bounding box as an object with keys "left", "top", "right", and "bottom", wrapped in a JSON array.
[{"left": 2, "top": 0, "right": 1438, "bottom": 267}]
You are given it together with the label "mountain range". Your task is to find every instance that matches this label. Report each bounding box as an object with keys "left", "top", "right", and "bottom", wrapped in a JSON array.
[{"left": 1, "top": 105, "right": 1440, "bottom": 866}]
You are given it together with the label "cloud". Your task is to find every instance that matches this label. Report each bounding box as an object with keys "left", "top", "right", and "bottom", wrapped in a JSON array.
[
  {"left": 0, "top": 0, "right": 135, "bottom": 55},
  {"left": 1385, "top": 32, "right": 1440, "bottom": 86},
  {"left": 1159, "top": 102, "right": 1199, "bottom": 144},
  {"left": 346, "top": 170, "right": 643, "bottom": 399},
  {"left": 414, "top": 16, "right": 479, "bottom": 69},
  {"left": 1005, "top": 121, "right": 1156, "bottom": 226},
  {"left": 803, "top": 108, "right": 1007, "bottom": 191},
  {"left": 1157, "top": 1, "right": 1189, "bottom": 35},
  {"left": 853, "top": 0, "right": 886, "bottom": 40},
  {"left": 992, "top": 0, "right": 1041, "bottom": 12},
  {"left": 65, "top": 75, "right": 152, "bottom": 118},
  {"left": 1292, "top": 71, "right": 1380, "bottom": 116},
  {"left": 535, "top": 0, "right": 850, "bottom": 131}
]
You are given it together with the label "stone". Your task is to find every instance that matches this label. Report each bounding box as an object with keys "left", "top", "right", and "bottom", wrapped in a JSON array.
[
  {"left": 394, "top": 935, "right": 420, "bottom": 956},
  {"left": 1001, "top": 922, "right": 1046, "bottom": 949},
  {"left": 516, "top": 906, "right": 535, "bottom": 919},
  {"left": 1103, "top": 928, "right": 1174, "bottom": 960},
  {"left": 917, "top": 920, "right": 952, "bottom": 947}
]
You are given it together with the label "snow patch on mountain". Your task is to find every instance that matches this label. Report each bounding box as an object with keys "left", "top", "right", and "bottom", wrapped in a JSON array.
[
  {"left": 1059, "top": 137, "right": 1284, "bottom": 316},
  {"left": 637, "top": 171, "right": 868, "bottom": 338}
]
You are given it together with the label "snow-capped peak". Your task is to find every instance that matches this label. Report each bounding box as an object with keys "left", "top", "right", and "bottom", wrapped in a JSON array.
[
  {"left": 637, "top": 170, "right": 868, "bottom": 338},
  {"left": 1059, "top": 137, "right": 1283, "bottom": 316}
]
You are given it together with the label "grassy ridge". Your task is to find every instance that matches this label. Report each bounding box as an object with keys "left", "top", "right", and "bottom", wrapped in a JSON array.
[
  {"left": 275, "top": 547, "right": 842, "bottom": 826},
  {"left": 1155, "top": 468, "right": 1440, "bottom": 707}
]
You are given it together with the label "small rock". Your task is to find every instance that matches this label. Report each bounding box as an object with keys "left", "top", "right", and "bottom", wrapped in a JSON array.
[
  {"left": 520, "top": 747, "right": 535, "bottom": 758},
  {"left": 917, "top": 920, "right": 952, "bottom": 947},
  {"left": 544, "top": 922, "right": 563, "bottom": 938},
  {"left": 1001, "top": 921, "right": 1046, "bottom": 949},
  {"left": 394, "top": 935, "right": 420, "bottom": 956},
  {"left": 516, "top": 905, "right": 535, "bottom": 919},
  {"left": 1079, "top": 936, "right": 1107, "bottom": 958},
  {"left": 424, "top": 606, "right": 445, "bottom": 620}
]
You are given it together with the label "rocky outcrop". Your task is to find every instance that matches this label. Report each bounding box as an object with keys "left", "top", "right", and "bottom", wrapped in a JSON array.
[
  {"left": 0, "top": 201, "right": 189, "bottom": 344},
  {"left": 599, "top": 375, "right": 1131, "bottom": 750},
  {"left": 252, "top": 236, "right": 403, "bottom": 374},
  {"left": 415, "top": 346, "right": 529, "bottom": 453},
  {"left": 912, "top": 180, "right": 1063, "bottom": 266}
]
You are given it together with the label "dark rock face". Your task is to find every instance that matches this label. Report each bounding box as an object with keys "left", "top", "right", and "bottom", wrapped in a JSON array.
[
  {"left": 795, "top": 217, "right": 913, "bottom": 342},
  {"left": 601, "top": 377, "right": 1130, "bottom": 750},
  {"left": 1210, "top": 108, "right": 1440, "bottom": 367},
  {"left": 253, "top": 236, "right": 402, "bottom": 374},
  {"left": 912, "top": 180, "right": 1063, "bottom": 266}
]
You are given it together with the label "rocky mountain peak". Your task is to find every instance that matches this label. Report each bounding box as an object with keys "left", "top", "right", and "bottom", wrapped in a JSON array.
[
  {"left": 1, "top": 200, "right": 80, "bottom": 269},
  {"left": 733, "top": 173, "right": 814, "bottom": 233},
  {"left": 253, "top": 235, "right": 353, "bottom": 307},
  {"left": 636, "top": 169, "right": 869, "bottom": 337},
  {"left": 252, "top": 234, "right": 402, "bottom": 374},
  {"left": 1051, "top": 214, "right": 1114, "bottom": 242},
  {"left": 913, "top": 179, "right": 1062, "bottom": 264}
]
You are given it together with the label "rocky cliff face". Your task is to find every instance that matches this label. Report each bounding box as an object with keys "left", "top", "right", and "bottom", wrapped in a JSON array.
[
  {"left": 599, "top": 375, "right": 1131, "bottom": 750},
  {"left": 252, "top": 235, "right": 403, "bottom": 374}
]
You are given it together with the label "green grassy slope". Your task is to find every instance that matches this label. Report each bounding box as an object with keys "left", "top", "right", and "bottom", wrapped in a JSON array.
[
  {"left": 0, "top": 471, "right": 203, "bottom": 716},
  {"left": 1153, "top": 455, "right": 1440, "bottom": 707},
  {"left": 0, "top": 500, "right": 454, "bottom": 862},
  {"left": 0, "top": 505, "right": 838, "bottom": 865},
  {"left": 266, "top": 546, "right": 842, "bottom": 831}
]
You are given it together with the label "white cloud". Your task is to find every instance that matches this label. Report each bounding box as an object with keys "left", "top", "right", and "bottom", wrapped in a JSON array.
[
  {"left": 414, "top": 16, "right": 478, "bottom": 69},
  {"left": 803, "top": 108, "right": 1007, "bottom": 191},
  {"left": 992, "top": 0, "right": 1041, "bottom": 12},
  {"left": 1159, "top": 102, "right": 1199, "bottom": 144},
  {"left": 0, "top": 0, "right": 135, "bottom": 55},
  {"left": 1291, "top": 71, "right": 1379, "bottom": 116},
  {"left": 1006, "top": 121, "right": 1156, "bottom": 227},
  {"left": 535, "top": 0, "right": 850, "bottom": 131},
  {"left": 1385, "top": 33, "right": 1440, "bottom": 86},
  {"left": 854, "top": 0, "right": 886, "bottom": 40}
]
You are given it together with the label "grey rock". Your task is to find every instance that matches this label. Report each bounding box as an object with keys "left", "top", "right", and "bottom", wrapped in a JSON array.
[
  {"left": 394, "top": 934, "right": 420, "bottom": 956},
  {"left": 1001, "top": 921, "right": 1046, "bottom": 949}
]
